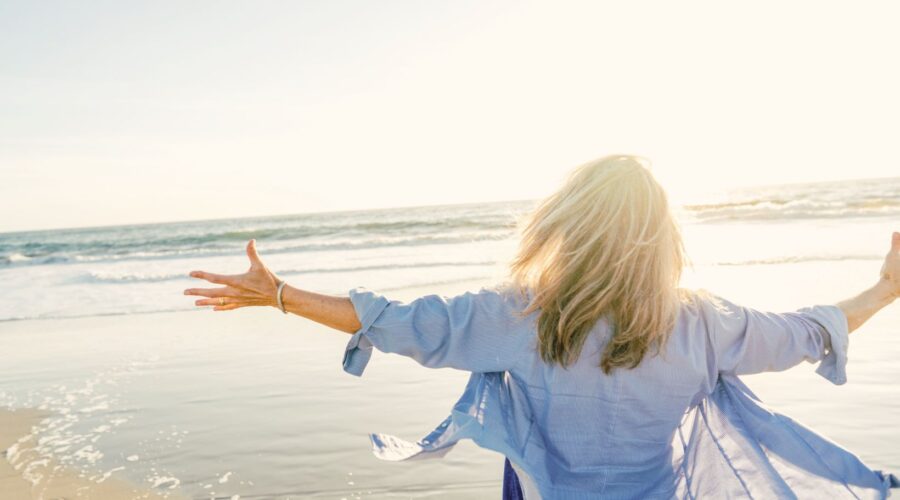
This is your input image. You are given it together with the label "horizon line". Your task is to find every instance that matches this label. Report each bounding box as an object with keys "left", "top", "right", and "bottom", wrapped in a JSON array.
[
  {"left": 0, "top": 197, "right": 539, "bottom": 236},
  {"left": 2, "top": 173, "right": 898, "bottom": 236}
]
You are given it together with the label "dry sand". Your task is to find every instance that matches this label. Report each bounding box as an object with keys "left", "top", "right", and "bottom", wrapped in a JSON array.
[{"left": 1, "top": 408, "right": 180, "bottom": 500}]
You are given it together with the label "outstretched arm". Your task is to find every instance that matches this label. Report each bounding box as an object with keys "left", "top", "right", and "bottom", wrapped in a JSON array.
[
  {"left": 184, "top": 239, "right": 528, "bottom": 374},
  {"left": 706, "top": 231, "right": 899, "bottom": 383},
  {"left": 280, "top": 286, "right": 360, "bottom": 333},
  {"left": 183, "top": 239, "right": 361, "bottom": 333},
  {"left": 836, "top": 231, "right": 900, "bottom": 332}
]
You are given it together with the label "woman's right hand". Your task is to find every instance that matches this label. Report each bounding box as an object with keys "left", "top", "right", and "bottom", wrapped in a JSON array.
[
  {"left": 184, "top": 239, "right": 282, "bottom": 311},
  {"left": 880, "top": 231, "right": 900, "bottom": 299}
]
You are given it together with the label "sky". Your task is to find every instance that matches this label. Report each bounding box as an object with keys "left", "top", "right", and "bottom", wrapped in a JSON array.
[{"left": 2, "top": 0, "right": 899, "bottom": 233}]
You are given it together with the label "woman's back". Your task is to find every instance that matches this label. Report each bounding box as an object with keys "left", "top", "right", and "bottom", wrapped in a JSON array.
[
  {"left": 342, "top": 284, "right": 849, "bottom": 498},
  {"left": 507, "top": 295, "right": 709, "bottom": 495}
]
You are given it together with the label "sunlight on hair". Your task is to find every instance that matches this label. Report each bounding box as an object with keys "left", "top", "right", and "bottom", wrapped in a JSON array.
[{"left": 504, "top": 155, "right": 697, "bottom": 374}]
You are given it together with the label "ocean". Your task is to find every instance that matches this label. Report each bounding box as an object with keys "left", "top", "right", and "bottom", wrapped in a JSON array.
[
  {"left": 0, "top": 176, "right": 898, "bottom": 498},
  {"left": 2, "top": 176, "right": 898, "bottom": 323}
]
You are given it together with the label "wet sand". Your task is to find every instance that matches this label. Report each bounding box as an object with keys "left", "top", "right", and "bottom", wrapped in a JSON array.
[
  {"left": 0, "top": 408, "right": 179, "bottom": 500},
  {"left": 0, "top": 280, "right": 504, "bottom": 499}
]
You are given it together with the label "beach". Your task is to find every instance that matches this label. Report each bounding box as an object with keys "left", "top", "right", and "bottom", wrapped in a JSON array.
[
  {"left": 2, "top": 178, "right": 899, "bottom": 498},
  {"left": 1, "top": 281, "right": 506, "bottom": 498},
  {"left": 0, "top": 410, "right": 176, "bottom": 498}
]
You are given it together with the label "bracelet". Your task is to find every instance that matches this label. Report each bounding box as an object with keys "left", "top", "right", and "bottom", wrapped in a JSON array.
[{"left": 276, "top": 280, "right": 288, "bottom": 314}]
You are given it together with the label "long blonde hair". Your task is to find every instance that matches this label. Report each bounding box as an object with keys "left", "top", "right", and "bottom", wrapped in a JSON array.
[{"left": 506, "top": 154, "right": 690, "bottom": 374}]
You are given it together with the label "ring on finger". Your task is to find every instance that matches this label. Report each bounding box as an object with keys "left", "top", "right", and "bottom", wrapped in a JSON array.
[{"left": 219, "top": 297, "right": 225, "bottom": 306}]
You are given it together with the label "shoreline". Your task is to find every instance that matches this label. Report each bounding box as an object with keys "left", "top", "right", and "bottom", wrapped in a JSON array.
[{"left": 0, "top": 408, "right": 178, "bottom": 500}]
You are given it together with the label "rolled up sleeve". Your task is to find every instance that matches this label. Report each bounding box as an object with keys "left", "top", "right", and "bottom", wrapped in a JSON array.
[
  {"left": 342, "top": 287, "right": 392, "bottom": 376},
  {"left": 805, "top": 304, "right": 849, "bottom": 385},
  {"left": 705, "top": 294, "right": 850, "bottom": 384},
  {"left": 341, "top": 286, "right": 526, "bottom": 376}
]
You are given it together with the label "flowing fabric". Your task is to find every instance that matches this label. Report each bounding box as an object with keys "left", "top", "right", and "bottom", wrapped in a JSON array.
[
  {"left": 342, "top": 286, "right": 899, "bottom": 499},
  {"left": 363, "top": 370, "right": 898, "bottom": 499}
]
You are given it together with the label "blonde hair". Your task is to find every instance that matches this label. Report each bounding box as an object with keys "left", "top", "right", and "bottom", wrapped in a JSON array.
[{"left": 505, "top": 154, "right": 691, "bottom": 374}]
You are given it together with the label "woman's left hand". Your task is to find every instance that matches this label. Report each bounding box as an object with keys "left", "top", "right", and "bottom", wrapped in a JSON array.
[{"left": 184, "top": 239, "right": 281, "bottom": 311}]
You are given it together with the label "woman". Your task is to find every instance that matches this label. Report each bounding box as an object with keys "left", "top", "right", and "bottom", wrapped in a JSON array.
[{"left": 184, "top": 155, "right": 900, "bottom": 498}]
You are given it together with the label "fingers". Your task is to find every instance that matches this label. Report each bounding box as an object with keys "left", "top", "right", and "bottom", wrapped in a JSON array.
[
  {"left": 194, "top": 297, "right": 234, "bottom": 306},
  {"left": 247, "top": 239, "right": 263, "bottom": 268},
  {"left": 190, "top": 294, "right": 263, "bottom": 308},
  {"left": 192, "top": 297, "right": 252, "bottom": 308},
  {"left": 189, "top": 270, "right": 237, "bottom": 285},
  {"left": 892, "top": 231, "right": 900, "bottom": 253},
  {"left": 213, "top": 303, "right": 243, "bottom": 311},
  {"left": 183, "top": 286, "right": 235, "bottom": 298},
  {"left": 188, "top": 240, "right": 267, "bottom": 310}
]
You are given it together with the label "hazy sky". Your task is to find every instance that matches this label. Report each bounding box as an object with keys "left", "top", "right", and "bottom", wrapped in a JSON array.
[{"left": 2, "top": 0, "right": 898, "bottom": 232}]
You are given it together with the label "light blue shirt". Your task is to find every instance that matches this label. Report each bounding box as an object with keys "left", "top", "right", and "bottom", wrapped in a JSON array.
[{"left": 342, "top": 286, "right": 899, "bottom": 499}]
